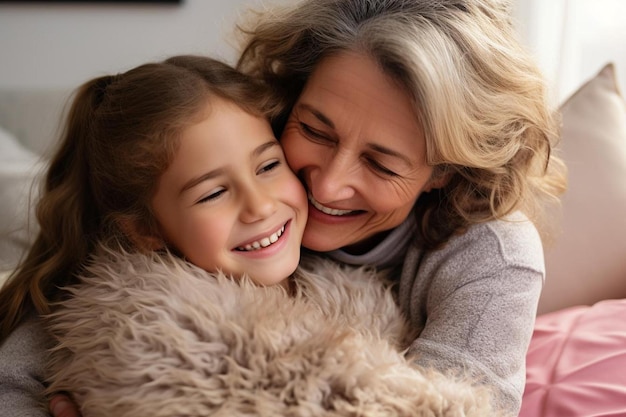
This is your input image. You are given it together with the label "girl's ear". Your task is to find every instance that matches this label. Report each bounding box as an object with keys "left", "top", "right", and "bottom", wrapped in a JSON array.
[{"left": 116, "top": 215, "right": 165, "bottom": 251}]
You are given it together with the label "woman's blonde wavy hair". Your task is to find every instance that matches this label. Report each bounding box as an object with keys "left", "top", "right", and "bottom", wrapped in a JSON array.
[
  {"left": 237, "top": 0, "right": 567, "bottom": 248},
  {"left": 0, "top": 56, "right": 279, "bottom": 342}
]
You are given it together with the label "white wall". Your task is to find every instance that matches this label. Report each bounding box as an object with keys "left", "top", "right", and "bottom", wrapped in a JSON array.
[
  {"left": 560, "top": 0, "right": 626, "bottom": 99},
  {"left": 0, "top": 0, "right": 271, "bottom": 89},
  {"left": 1, "top": 0, "right": 625, "bottom": 100},
  {"left": 512, "top": 0, "right": 626, "bottom": 103}
]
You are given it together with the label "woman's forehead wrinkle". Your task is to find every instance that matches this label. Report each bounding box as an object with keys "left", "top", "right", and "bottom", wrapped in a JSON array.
[{"left": 302, "top": 52, "right": 423, "bottom": 154}]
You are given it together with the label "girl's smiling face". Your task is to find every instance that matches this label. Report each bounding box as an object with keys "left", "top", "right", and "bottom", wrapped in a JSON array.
[{"left": 151, "top": 97, "right": 308, "bottom": 286}]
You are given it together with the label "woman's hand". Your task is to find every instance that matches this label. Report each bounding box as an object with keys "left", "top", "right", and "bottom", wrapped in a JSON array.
[{"left": 50, "top": 394, "right": 81, "bottom": 417}]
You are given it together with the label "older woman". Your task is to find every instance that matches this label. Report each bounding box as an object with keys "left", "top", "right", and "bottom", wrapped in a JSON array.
[
  {"left": 3, "top": 1, "right": 565, "bottom": 416},
  {"left": 235, "top": 0, "right": 565, "bottom": 414}
]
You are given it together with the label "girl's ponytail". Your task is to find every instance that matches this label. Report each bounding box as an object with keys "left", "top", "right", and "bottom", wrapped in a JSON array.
[{"left": 0, "top": 75, "right": 115, "bottom": 341}]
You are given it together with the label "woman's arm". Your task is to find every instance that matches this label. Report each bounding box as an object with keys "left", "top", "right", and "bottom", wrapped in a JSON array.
[
  {"left": 0, "top": 317, "right": 51, "bottom": 417},
  {"left": 398, "top": 216, "right": 544, "bottom": 416}
]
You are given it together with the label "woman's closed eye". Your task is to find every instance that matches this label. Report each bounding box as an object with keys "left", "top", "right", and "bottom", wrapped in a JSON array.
[
  {"left": 300, "top": 121, "right": 399, "bottom": 177},
  {"left": 299, "top": 122, "right": 334, "bottom": 144},
  {"left": 365, "top": 157, "right": 399, "bottom": 177}
]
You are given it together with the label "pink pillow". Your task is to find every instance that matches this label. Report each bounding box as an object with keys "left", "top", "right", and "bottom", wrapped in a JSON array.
[{"left": 521, "top": 299, "right": 626, "bottom": 416}]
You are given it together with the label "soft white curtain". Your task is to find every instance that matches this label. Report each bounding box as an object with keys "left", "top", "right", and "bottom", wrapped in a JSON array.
[{"left": 513, "top": 0, "right": 626, "bottom": 104}]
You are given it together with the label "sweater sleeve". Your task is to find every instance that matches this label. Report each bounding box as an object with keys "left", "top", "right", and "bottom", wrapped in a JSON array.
[
  {"left": 398, "top": 216, "right": 544, "bottom": 416},
  {"left": 0, "top": 318, "right": 50, "bottom": 417}
]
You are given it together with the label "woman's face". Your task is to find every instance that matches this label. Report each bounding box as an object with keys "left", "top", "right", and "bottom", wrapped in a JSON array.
[{"left": 281, "top": 51, "right": 440, "bottom": 253}]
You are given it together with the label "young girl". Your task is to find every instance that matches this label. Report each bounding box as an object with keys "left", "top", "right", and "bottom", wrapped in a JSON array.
[{"left": 0, "top": 56, "right": 500, "bottom": 417}]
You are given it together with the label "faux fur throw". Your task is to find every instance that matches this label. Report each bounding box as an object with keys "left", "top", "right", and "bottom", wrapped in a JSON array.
[{"left": 45, "top": 249, "right": 499, "bottom": 417}]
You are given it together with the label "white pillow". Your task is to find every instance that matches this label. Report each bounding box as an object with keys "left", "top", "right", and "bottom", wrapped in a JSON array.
[
  {"left": 0, "top": 125, "right": 45, "bottom": 271},
  {"left": 539, "top": 63, "right": 626, "bottom": 314}
]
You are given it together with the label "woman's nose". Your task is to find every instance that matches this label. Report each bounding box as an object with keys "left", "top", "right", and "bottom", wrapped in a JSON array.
[
  {"left": 310, "top": 153, "right": 356, "bottom": 203},
  {"left": 239, "top": 185, "right": 278, "bottom": 223}
]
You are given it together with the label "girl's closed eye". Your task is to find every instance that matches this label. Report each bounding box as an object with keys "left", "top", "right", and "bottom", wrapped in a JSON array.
[
  {"left": 197, "top": 187, "right": 226, "bottom": 204},
  {"left": 257, "top": 159, "right": 282, "bottom": 174}
]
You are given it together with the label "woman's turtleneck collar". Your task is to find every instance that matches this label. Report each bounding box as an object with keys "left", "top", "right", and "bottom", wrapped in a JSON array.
[{"left": 322, "top": 215, "right": 416, "bottom": 269}]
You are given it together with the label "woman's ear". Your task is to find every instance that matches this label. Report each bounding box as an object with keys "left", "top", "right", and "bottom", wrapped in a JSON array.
[
  {"left": 423, "top": 167, "right": 451, "bottom": 193},
  {"left": 116, "top": 215, "right": 165, "bottom": 251}
]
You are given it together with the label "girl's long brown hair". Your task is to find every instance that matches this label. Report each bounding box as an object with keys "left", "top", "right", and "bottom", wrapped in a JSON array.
[{"left": 0, "top": 55, "right": 279, "bottom": 342}]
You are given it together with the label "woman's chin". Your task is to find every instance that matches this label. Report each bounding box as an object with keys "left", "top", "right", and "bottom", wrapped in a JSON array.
[{"left": 301, "top": 234, "right": 343, "bottom": 253}]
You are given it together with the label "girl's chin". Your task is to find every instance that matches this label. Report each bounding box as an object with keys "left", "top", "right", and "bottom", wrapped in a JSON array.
[
  {"left": 248, "top": 259, "right": 300, "bottom": 287},
  {"left": 249, "top": 275, "right": 292, "bottom": 288}
]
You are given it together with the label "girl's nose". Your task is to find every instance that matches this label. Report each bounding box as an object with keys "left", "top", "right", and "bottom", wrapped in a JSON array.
[{"left": 239, "top": 185, "right": 278, "bottom": 223}]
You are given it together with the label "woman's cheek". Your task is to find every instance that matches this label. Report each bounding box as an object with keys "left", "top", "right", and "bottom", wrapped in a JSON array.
[{"left": 280, "top": 127, "right": 307, "bottom": 171}]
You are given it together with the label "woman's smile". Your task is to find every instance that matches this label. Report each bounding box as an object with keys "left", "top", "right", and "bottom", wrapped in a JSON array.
[{"left": 307, "top": 193, "right": 359, "bottom": 216}]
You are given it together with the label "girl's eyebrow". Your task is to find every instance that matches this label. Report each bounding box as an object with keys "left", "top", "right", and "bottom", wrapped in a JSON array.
[
  {"left": 180, "top": 169, "right": 222, "bottom": 195},
  {"left": 253, "top": 140, "right": 280, "bottom": 157},
  {"left": 180, "top": 139, "right": 279, "bottom": 195}
]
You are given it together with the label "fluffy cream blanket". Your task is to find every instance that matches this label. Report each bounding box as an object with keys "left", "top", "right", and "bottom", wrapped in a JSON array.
[{"left": 45, "top": 249, "right": 499, "bottom": 417}]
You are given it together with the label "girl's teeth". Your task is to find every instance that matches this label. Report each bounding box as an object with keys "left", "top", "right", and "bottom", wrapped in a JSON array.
[{"left": 239, "top": 226, "right": 285, "bottom": 251}]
